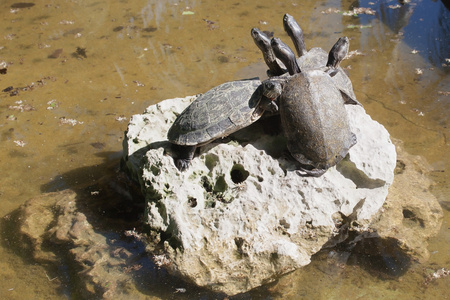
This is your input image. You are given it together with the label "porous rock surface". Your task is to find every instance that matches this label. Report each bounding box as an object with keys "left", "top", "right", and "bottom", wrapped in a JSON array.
[{"left": 121, "top": 96, "right": 397, "bottom": 295}]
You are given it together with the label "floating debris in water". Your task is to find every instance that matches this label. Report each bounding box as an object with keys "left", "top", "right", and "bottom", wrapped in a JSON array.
[
  {"left": 6, "top": 114, "right": 17, "bottom": 121},
  {"left": 203, "top": 18, "right": 218, "bottom": 30},
  {"left": 438, "top": 91, "right": 450, "bottom": 96},
  {"left": 443, "top": 58, "right": 450, "bottom": 67},
  {"left": 59, "top": 20, "right": 75, "bottom": 25},
  {"left": 46, "top": 99, "right": 59, "bottom": 110},
  {"left": 124, "top": 228, "right": 144, "bottom": 241},
  {"left": 389, "top": 4, "right": 402, "bottom": 9},
  {"left": 59, "top": 117, "right": 84, "bottom": 126},
  {"left": 321, "top": 8, "right": 340, "bottom": 14},
  {"left": 8, "top": 102, "right": 35, "bottom": 112},
  {"left": 132, "top": 80, "right": 145, "bottom": 87},
  {"left": 182, "top": 11, "right": 195, "bottom": 15},
  {"left": 14, "top": 140, "right": 26, "bottom": 147},
  {"left": 345, "top": 7, "right": 376, "bottom": 15},
  {"left": 4, "top": 33, "right": 16, "bottom": 40},
  {"left": 347, "top": 24, "right": 372, "bottom": 29},
  {"left": 37, "top": 43, "right": 51, "bottom": 49},
  {"left": 322, "top": 7, "right": 376, "bottom": 16},
  {"left": 115, "top": 115, "right": 127, "bottom": 122},
  {"left": 153, "top": 254, "right": 171, "bottom": 268},
  {"left": 415, "top": 68, "right": 423, "bottom": 75},
  {"left": 174, "top": 288, "right": 186, "bottom": 293},
  {"left": 412, "top": 108, "right": 424, "bottom": 116},
  {"left": 411, "top": 49, "right": 419, "bottom": 54},
  {"left": 346, "top": 50, "right": 364, "bottom": 59},
  {"left": 425, "top": 268, "right": 449, "bottom": 285}
]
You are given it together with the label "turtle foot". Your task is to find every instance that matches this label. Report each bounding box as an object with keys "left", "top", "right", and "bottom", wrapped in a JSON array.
[
  {"left": 296, "top": 168, "right": 327, "bottom": 177},
  {"left": 171, "top": 144, "right": 196, "bottom": 171},
  {"left": 175, "top": 158, "right": 191, "bottom": 172}
]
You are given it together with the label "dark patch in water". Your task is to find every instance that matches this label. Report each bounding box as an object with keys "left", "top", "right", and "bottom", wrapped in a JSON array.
[
  {"left": 217, "top": 55, "right": 229, "bottom": 63},
  {"left": 143, "top": 26, "right": 157, "bottom": 32},
  {"left": 11, "top": 3, "right": 35, "bottom": 9},
  {"left": 48, "top": 48, "right": 63, "bottom": 59},
  {"left": 63, "top": 28, "right": 83, "bottom": 37},
  {"left": 90, "top": 142, "right": 105, "bottom": 150}
]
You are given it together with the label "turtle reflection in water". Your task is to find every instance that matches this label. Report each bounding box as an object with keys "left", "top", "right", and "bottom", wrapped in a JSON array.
[{"left": 167, "top": 79, "right": 277, "bottom": 171}]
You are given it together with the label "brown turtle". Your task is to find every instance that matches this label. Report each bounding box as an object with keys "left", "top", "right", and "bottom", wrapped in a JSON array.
[
  {"left": 261, "top": 36, "right": 358, "bottom": 176},
  {"left": 167, "top": 79, "right": 276, "bottom": 171}
]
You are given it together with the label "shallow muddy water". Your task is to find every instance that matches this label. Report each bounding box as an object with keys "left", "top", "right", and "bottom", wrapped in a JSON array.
[{"left": 0, "top": 0, "right": 448, "bottom": 299}]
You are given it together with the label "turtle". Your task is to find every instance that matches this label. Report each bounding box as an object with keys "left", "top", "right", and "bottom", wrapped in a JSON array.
[
  {"left": 261, "top": 36, "right": 358, "bottom": 177},
  {"left": 167, "top": 79, "right": 277, "bottom": 171}
]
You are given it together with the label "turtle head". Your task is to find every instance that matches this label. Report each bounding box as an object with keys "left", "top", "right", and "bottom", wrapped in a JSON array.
[
  {"left": 326, "top": 36, "right": 349, "bottom": 69},
  {"left": 250, "top": 27, "right": 262, "bottom": 39},
  {"left": 251, "top": 28, "right": 271, "bottom": 51},
  {"left": 261, "top": 80, "right": 282, "bottom": 101},
  {"left": 271, "top": 37, "right": 300, "bottom": 75}
]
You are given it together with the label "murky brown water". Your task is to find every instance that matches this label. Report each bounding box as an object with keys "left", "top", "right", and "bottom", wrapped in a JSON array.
[{"left": 0, "top": 0, "right": 448, "bottom": 299}]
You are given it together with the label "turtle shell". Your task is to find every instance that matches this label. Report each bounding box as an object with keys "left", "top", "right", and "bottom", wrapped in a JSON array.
[
  {"left": 297, "top": 47, "right": 357, "bottom": 103},
  {"left": 168, "top": 79, "right": 263, "bottom": 146},
  {"left": 280, "top": 70, "right": 356, "bottom": 170}
]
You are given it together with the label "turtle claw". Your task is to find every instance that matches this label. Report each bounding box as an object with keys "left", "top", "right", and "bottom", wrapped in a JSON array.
[
  {"left": 175, "top": 158, "right": 191, "bottom": 172},
  {"left": 296, "top": 168, "right": 327, "bottom": 177}
]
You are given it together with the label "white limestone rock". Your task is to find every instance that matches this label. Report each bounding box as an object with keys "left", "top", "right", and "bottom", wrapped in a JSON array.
[{"left": 122, "top": 96, "right": 397, "bottom": 295}]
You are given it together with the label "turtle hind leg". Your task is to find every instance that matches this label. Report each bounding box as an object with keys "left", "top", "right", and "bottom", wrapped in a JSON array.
[{"left": 171, "top": 144, "right": 196, "bottom": 171}]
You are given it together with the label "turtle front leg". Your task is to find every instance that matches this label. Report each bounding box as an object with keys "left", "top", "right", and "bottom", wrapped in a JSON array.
[
  {"left": 171, "top": 144, "right": 196, "bottom": 171},
  {"left": 296, "top": 167, "right": 327, "bottom": 177}
]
